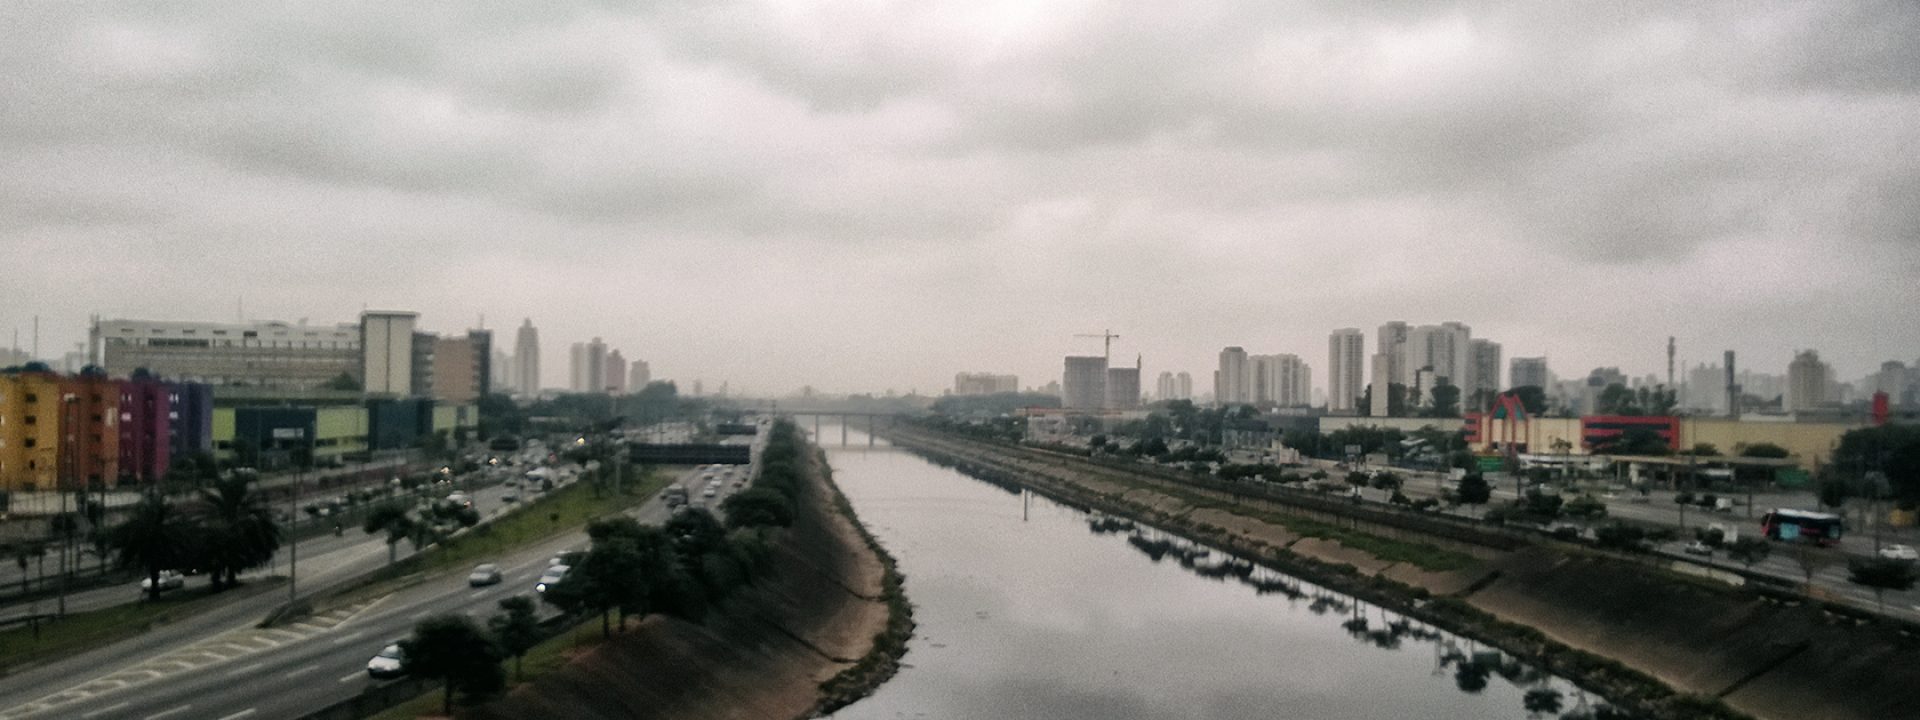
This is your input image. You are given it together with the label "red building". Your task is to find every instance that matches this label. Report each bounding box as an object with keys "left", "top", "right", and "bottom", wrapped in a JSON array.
[
  {"left": 118, "top": 374, "right": 172, "bottom": 484},
  {"left": 1580, "top": 415, "right": 1680, "bottom": 453},
  {"left": 58, "top": 369, "right": 121, "bottom": 489}
]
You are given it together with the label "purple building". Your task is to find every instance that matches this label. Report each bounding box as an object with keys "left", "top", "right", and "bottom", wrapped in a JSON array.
[
  {"left": 168, "top": 381, "right": 214, "bottom": 460},
  {"left": 118, "top": 374, "right": 172, "bottom": 484}
]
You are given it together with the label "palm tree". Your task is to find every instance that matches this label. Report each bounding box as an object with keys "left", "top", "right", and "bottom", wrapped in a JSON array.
[
  {"left": 110, "top": 491, "right": 192, "bottom": 602},
  {"left": 196, "top": 474, "right": 283, "bottom": 590},
  {"left": 363, "top": 503, "right": 416, "bottom": 564}
]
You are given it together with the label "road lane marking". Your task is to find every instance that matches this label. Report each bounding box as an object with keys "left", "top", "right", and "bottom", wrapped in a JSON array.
[
  {"left": 470, "top": 589, "right": 488, "bottom": 599},
  {"left": 223, "top": 661, "right": 265, "bottom": 677},
  {"left": 410, "top": 609, "right": 432, "bottom": 620},
  {"left": 282, "top": 663, "right": 319, "bottom": 679},
  {"left": 329, "top": 630, "right": 366, "bottom": 645},
  {"left": 340, "top": 672, "right": 364, "bottom": 683},
  {"left": 144, "top": 705, "right": 192, "bottom": 720},
  {"left": 80, "top": 702, "right": 129, "bottom": 718},
  {"left": 216, "top": 711, "right": 257, "bottom": 720}
]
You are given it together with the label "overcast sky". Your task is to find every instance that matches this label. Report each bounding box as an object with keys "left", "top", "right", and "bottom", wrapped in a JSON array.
[{"left": 4, "top": 1, "right": 1917, "bottom": 397}]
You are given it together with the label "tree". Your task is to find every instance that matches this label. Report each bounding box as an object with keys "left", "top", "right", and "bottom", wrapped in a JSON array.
[
  {"left": 1830, "top": 424, "right": 1920, "bottom": 508},
  {"left": 322, "top": 372, "right": 361, "bottom": 391},
  {"left": 1346, "top": 471, "right": 1370, "bottom": 490},
  {"left": 720, "top": 488, "right": 794, "bottom": 529},
  {"left": 1595, "top": 428, "right": 1671, "bottom": 456},
  {"left": 363, "top": 503, "right": 417, "bottom": 565},
  {"left": 1792, "top": 544, "right": 1830, "bottom": 595},
  {"left": 1740, "top": 443, "right": 1791, "bottom": 459},
  {"left": 1369, "top": 471, "right": 1403, "bottom": 492},
  {"left": 1563, "top": 495, "right": 1608, "bottom": 525},
  {"left": 110, "top": 491, "right": 192, "bottom": 601},
  {"left": 488, "top": 595, "right": 542, "bottom": 681},
  {"left": 1424, "top": 384, "right": 1461, "bottom": 418},
  {"left": 1596, "top": 384, "right": 1638, "bottom": 415},
  {"left": 194, "top": 473, "right": 282, "bottom": 590},
  {"left": 1523, "top": 687, "right": 1564, "bottom": 716},
  {"left": 1847, "top": 557, "right": 1918, "bottom": 615},
  {"left": 1727, "top": 537, "right": 1771, "bottom": 572},
  {"left": 1456, "top": 473, "right": 1492, "bottom": 505},
  {"left": 1690, "top": 443, "right": 1721, "bottom": 457},
  {"left": 403, "top": 614, "right": 506, "bottom": 714},
  {"left": 1510, "top": 385, "right": 1549, "bottom": 416}
]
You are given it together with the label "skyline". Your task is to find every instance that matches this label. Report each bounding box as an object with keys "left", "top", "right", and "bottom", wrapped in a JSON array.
[{"left": 3, "top": 2, "right": 1917, "bottom": 396}]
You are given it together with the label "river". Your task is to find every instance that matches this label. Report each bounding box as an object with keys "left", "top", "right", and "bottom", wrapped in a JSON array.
[{"left": 821, "top": 427, "right": 1600, "bottom": 720}]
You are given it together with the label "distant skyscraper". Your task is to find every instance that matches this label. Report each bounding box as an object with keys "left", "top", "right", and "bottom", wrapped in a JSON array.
[
  {"left": 1106, "top": 358, "right": 1141, "bottom": 409},
  {"left": 360, "top": 311, "right": 418, "bottom": 396},
  {"left": 1063, "top": 356, "right": 1108, "bottom": 410},
  {"left": 1328, "top": 329, "right": 1365, "bottom": 414},
  {"left": 1468, "top": 339, "right": 1501, "bottom": 407},
  {"left": 1250, "top": 354, "right": 1310, "bottom": 407},
  {"left": 1510, "top": 357, "right": 1551, "bottom": 390},
  {"left": 491, "top": 348, "right": 512, "bottom": 392},
  {"left": 1215, "top": 347, "right": 1249, "bottom": 407},
  {"left": 1787, "top": 350, "right": 1831, "bottom": 412},
  {"left": 606, "top": 349, "right": 628, "bottom": 394},
  {"left": 1377, "top": 322, "right": 1409, "bottom": 386},
  {"left": 1155, "top": 371, "right": 1176, "bottom": 401},
  {"left": 1369, "top": 352, "right": 1392, "bottom": 416},
  {"left": 629, "top": 360, "right": 651, "bottom": 391},
  {"left": 1175, "top": 371, "right": 1192, "bottom": 401},
  {"left": 513, "top": 319, "right": 540, "bottom": 396}
]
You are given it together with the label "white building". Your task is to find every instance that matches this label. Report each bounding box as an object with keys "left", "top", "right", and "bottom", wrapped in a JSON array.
[
  {"left": 513, "top": 319, "right": 541, "bottom": 397},
  {"left": 1328, "top": 328, "right": 1366, "bottom": 414},
  {"left": 1215, "top": 347, "right": 1250, "bottom": 407},
  {"left": 361, "top": 311, "right": 418, "bottom": 395},
  {"left": 1787, "top": 350, "right": 1830, "bottom": 412},
  {"left": 1510, "top": 356, "right": 1551, "bottom": 391},
  {"left": 93, "top": 317, "right": 362, "bottom": 389},
  {"left": 1469, "top": 338, "right": 1502, "bottom": 405},
  {"left": 629, "top": 360, "right": 651, "bottom": 391}
]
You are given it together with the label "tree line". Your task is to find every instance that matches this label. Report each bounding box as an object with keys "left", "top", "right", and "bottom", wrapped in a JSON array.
[{"left": 110, "top": 473, "right": 282, "bottom": 600}]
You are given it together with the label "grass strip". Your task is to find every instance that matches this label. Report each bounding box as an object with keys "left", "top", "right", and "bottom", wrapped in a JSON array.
[{"left": 0, "top": 578, "right": 283, "bottom": 671}]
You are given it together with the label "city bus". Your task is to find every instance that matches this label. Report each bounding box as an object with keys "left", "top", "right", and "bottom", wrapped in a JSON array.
[{"left": 1759, "top": 508, "right": 1844, "bottom": 545}]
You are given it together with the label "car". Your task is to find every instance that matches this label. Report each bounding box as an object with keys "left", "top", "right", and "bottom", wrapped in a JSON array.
[
  {"left": 367, "top": 643, "right": 407, "bottom": 679},
  {"left": 468, "top": 563, "right": 503, "bottom": 587},
  {"left": 501, "top": 491, "right": 519, "bottom": 503},
  {"left": 702, "top": 486, "right": 718, "bottom": 498},
  {"left": 1878, "top": 544, "right": 1919, "bottom": 561},
  {"left": 140, "top": 570, "right": 186, "bottom": 593},
  {"left": 1682, "top": 541, "right": 1713, "bottom": 556},
  {"left": 536, "top": 565, "right": 570, "bottom": 593},
  {"left": 550, "top": 550, "right": 585, "bottom": 567}
]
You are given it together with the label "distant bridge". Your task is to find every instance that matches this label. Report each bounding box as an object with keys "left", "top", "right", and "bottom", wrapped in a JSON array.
[{"left": 782, "top": 411, "right": 902, "bottom": 446}]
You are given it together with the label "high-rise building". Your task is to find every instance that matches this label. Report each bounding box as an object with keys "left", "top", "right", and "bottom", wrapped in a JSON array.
[
  {"left": 118, "top": 372, "right": 172, "bottom": 484},
  {"left": 606, "top": 350, "right": 628, "bottom": 394},
  {"left": 1328, "top": 329, "right": 1365, "bottom": 414},
  {"left": 569, "top": 343, "right": 587, "bottom": 393},
  {"left": 1787, "top": 350, "right": 1830, "bottom": 412},
  {"left": 1510, "top": 357, "right": 1551, "bottom": 390},
  {"left": 953, "top": 373, "right": 1019, "bottom": 395},
  {"left": 1404, "top": 322, "right": 1472, "bottom": 391},
  {"left": 1369, "top": 353, "right": 1392, "bottom": 416},
  {"left": 60, "top": 369, "right": 121, "bottom": 488},
  {"left": 1106, "top": 359, "right": 1141, "bottom": 409},
  {"left": 569, "top": 338, "right": 610, "bottom": 393},
  {"left": 1683, "top": 362, "right": 1726, "bottom": 414},
  {"left": 361, "top": 311, "right": 419, "bottom": 396},
  {"left": 1215, "top": 347, "right": 1250, "bottom": 407},
  {"left": 429, "top": 330, "right": 491, "bottom": 404},
  {"left": 1175, "top": 372, "right": 1193, "bottom": 401},
  {"left": 1250, "top": 354, "right": 1311, "bottom": 407},
  {"left": 491, "top": 348, "right": 512, "bottom": 393},
  {"left": 1155, "top": 371, "right": 1176, "bottom": 402},
  {"left": 1062, "top": 356, "right": 1107, "bottom": 410},
  {"left": 1376, "top": 322, "right": 1409, "bottom": 386},
  {"left": 513, "top": 319, "right": 540, "bottom": 397},
  {"left": 93, "top": 318, "right": 360, "bottom": 390},
  {"left": 410, "top": 331, "right": 437, "bottom": 398},
  {"left": 629, "top": 360, "right": 651, "bottom": 391},
  {"left": 1468, "top": 339, "right": 1502, "bottom": 408}
]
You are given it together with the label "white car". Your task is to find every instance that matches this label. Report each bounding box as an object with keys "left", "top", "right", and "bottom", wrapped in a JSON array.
[
  {"left": 1878, "top": 544, "right": 1919, "bottom": 561},
  {"left": 536, "top": 564, "right": 570, "bottom": 593},
  {"left": 367, "top": 643, "right": 407, "bottom": 679},
  {"left": 140, "top": 570, "right": 186, "bottom": 593}
]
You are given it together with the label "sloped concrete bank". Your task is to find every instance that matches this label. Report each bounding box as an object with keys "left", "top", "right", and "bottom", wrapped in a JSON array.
[
  {"left": 468, "top": 444, "right": 909, "bottom": 720},
  {"left": 881, "top": 427, "right": 1920, "bottom": 720}
]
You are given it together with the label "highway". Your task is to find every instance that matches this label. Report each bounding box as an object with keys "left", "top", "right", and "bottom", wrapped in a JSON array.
[{"left": 0, "top": 445, "right": 759, "bottom": 720}]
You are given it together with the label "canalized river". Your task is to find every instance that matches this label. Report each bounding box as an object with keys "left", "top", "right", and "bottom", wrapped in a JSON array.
[{"left": 821, "top": 426, "right": 1600, "bottom": 720}]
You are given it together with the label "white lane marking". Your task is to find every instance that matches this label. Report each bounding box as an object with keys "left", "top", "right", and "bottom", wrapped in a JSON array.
[
  {"left": 328, "top": 630, "right": 366, "bottom": 645},
  {"left": 410, "top": 609, "right": 431, "bottom": 620},
  {"left": 223, "top": 662, "right": 265, "bottom": 678},
  {"left": 81, "top": 702, "right": 130, "bottom": 718},
  {"left": 281, "top": 664, "right": 319, "bottom": 679},
  {"left": 216, "top": 710, "right": 257, "bottom": 720},
  {"left": 339, "top": 672, "right": 364, "bottom": 683},
  {"left": 144, "top": 705, "right": 192, "bottom": 720},
  {"left": 469, "top": 589, "right": 488, "bottom": 599}
]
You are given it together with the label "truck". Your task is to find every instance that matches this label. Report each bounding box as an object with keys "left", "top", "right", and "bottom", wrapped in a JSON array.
[{"left": 664, "top": 486, "right": 688, "bottom": 507}]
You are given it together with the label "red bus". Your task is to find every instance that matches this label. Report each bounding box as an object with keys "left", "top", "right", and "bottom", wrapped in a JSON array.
[{"left": 1760, "top": 508, "right": 1844, "bottom": 545}]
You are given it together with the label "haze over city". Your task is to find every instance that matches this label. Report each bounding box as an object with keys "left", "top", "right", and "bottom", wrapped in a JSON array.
[{"left": 4, "top": 1, "right": 1917, "bottom": 395}]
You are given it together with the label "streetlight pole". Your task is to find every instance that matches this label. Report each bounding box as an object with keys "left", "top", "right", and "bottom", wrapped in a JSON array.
[{"left": 288, "top": 461, "right": 299, "bottom": 605}]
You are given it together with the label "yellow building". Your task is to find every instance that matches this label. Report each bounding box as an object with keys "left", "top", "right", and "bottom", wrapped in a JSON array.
[
  {"left": 0, "top": 371, "right": 64, "bottom": 492},
  {"left": 1677, "top": 418, "right": 1857, "bottom": 470}
]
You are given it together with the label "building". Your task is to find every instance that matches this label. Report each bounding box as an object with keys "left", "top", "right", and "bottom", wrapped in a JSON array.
[
  {"left": 1175, "top": 372, "right": 1192, "bottom": 401},
  {"left": 1155, "top": 371, "right": 1176, "bottom": 402},
  {"left": 606, "top": 349, "right": 628, "bottom": 394},
  {"left": 1215, "top": 347, "right": 1250, "bottom": 407},
  {"left": 117, "top": 372, "right": 172, "bottom": 484},
  {"left": 93, "top": 318, "right": 361, "bottom": 390},
  {"left": 1787, "top": 350, "right": 1830, "bottom": 413},
  {"left": 60, "top": 369, "right": 121, "bottom": 488},
  {"left": 1510, "top": 357, "right": 1550, "bottom": 390},
  {"left": 429, "top": 330, "right": 491, "bottom": 404},
  {"left": 953, "top": 373, "right": 1019, "bottom": 396},
  {"left": 360, "top": 311, "right": 419, "bottom": 396},
  {"left": 490, "top": 348, "right": 512, "bottom": 394},
  {"left": 1062, "top": 356, "right": 1108, "bottom": 410},
  {"left": 1377, "top": 322, "right": 1409, "bottom": 386},
  {"left": 1468, "top": 339, "right": 1502, "bottom": 408},
  {"left": 629, "top": 360, "right": 651, "bottom": 391},
  {"left": 1369, "top": 353, "right": 1392, "bottom": 417},
  {"left": 0, "top": 367, "right": 63, "bottom": 491},
  {"left": 1250, "top": 354, "right": 1311, "bottom": 407},
  {"left": 169, "top": 381, "right": 214, "bottom": 459},
  {"left": 1328, "top": 329, "right": 1365, "bottom": 414},
  {"left": 513, "top": 319, "right": 540, "bottom": 397},
  {"left": 1106, "top": 364, "right": 1141, "bottom": 409},
  {"left": 1404, "top": 322, "right": 1473, "bottom": 391}
]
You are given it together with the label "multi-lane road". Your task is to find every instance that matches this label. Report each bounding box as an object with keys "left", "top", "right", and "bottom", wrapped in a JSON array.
[{"left": 0, "top": 446, "right": 758, "bottom": 720}]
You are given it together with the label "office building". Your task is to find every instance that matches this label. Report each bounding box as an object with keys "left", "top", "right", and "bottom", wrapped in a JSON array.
[
  {"left": 93, "top": 318, "right": 360, "bottom": 390},
  {"left": 1510, "top": 357, "right": 1551, "bottom": 390},
  {"left": 1106, "top": 364, "right": 1141, "bottom": 409},
  {"left": 169, "top": 382, "right": 214, "bottom": 458},
  {"left": 490, "top": 348, "right": 512, "bottom": 394},
  {"left": 1377, "top": 322, "right": 1409, "bottom": 386},
  {"left": 1155, "top": 371, "right": 1176, "bottom": 402},
  {"left": 360, "top": 311, "right": 419, "bottom": 396},
  {"left": 607, "top": 349, "right": 628, "bottom": 394},
  {"left": 429, "top": 330, "right": 491, "bottom": 404},
  {"left": 954, "top": 373, "right": 1019, "bottom": 396},
  {"left": 1062, "top": 356, "right": 1108, "bottom": 410},
  {"left": 1469, "top": 339, "right": 1502, "bottom": 408},
  {"left": 513, "top": 319, "right": 541, "bottom": 396},
  {"left": 629, "top": 360, "right": 651, "bottom": 391},
  {"left": 1328, "top": 329, "right": 1365, "bottom": 414},
  {"left": 1369, "top": 353, "right": 1392, "bottom": 416},
  {"left": 1250, "top": 354, "right": 1311, "bottom": 407},
  {"left": 1787, "top": 350, "right": 1830, "bottom": 413},
  {"left": 569, "top": 338, "right": 610, "bottom": 394},
  {"left": 410, "top": 331, "right": 437, "bottom": 398},
  {"left": 1215, "top": 347, "right": 1250, "bottom": 407}
]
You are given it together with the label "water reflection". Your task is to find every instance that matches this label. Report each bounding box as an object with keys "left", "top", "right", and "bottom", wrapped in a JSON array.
[{"left": 822, "top": 427, "right": 1633, "bottom": 720}]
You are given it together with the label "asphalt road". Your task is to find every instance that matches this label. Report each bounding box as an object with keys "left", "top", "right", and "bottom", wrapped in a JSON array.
[{"left": 0, "top": 451, "right": 758, "bottom": 720}]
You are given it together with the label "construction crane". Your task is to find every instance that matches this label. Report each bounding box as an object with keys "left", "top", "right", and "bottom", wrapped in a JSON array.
[{"left": 1075, "top": 329, "right": 1121, "bottom": 362}]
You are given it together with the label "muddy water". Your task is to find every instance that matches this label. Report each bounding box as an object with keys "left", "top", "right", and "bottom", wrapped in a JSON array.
[{"left": 822, "top": 427, "right": 1596, "bottom": 720}]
